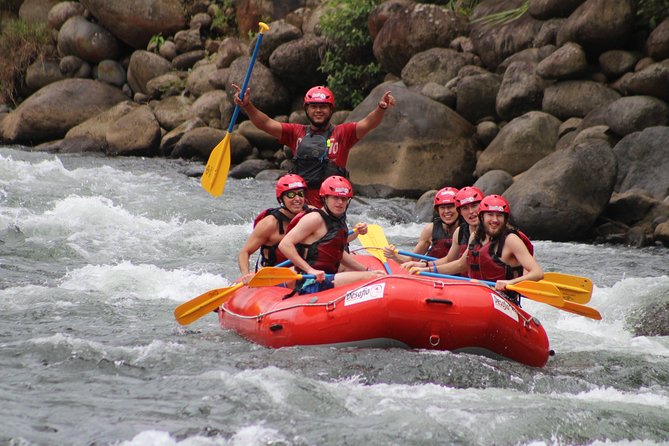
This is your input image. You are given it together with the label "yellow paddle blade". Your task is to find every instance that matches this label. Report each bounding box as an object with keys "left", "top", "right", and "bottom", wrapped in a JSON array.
[
  {"left": 550, "top": 300, "right": 602, "bottom": 320},
  {"left": 174, "top": 282, "right": 243, "bottom": 325},
  {"left": 507, "top": 280, "right": 565, "bottom": 307},
  {"left": 358, "top": 224, "right": 389, "bottom": 263},
  {"left": 248, "top": 267, "right": 303, "bottom": 287},
  {"left": 201, "top": 132, "right": 231, "bottom": 197},
  {"left": 358, "top": 224, "right": 393, "bottom": 273},
  {"left": 542, "top": 272, "right": 593, "bottom": 304}
]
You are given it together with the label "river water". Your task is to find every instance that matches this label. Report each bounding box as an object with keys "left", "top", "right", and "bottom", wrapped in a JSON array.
[{"left": 1, "top": 146, "right": 668, "bottom": 446}]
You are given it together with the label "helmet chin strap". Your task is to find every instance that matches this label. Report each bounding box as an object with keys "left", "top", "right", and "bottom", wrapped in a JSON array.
[{"left": 322, "top": 198, "right": 349, "bottom": 223}]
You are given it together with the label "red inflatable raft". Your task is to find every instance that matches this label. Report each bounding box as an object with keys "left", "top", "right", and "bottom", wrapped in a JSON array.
[{"left": 218, "top": 255, "right": 551, "bottom": 367}]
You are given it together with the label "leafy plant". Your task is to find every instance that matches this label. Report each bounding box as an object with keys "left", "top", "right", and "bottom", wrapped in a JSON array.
[
  {"left": 471, "top": 0, "right": 529, "bottom": 26},
  {"left": 636, "top": 0, "right": 669, "bottom": 29},
  {"left": 210, "top": 0, "right": 237, "bottom": 37},
  {"left": 319, "top": 0, "right": 383, "bottom": 109},
  {"left": 0, "top": 18, "right": 51, "bottom": 105},
  {"left": 148, "top": 32, "right": 165, "bottom": 51}
]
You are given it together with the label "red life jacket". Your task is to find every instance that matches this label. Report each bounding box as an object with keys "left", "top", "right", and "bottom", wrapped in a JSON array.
[
  {"left": 426, "top": 219, "right": 457, "bottom": 259},
  {"left": 252, "top": 207, "right": 292, "bottom": 267},
  {"left": 284, "top": 208, "right": 349, "bottom": 274},
  {"left": 457, "top": 222, "right": 471, "bottom": 257},
  {"left": 467, "top": 228, "right": 534, "bottom": 281}
]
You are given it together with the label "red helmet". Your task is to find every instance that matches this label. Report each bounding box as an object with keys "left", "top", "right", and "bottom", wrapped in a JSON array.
[
  {"left": 304, "top": 86, "right": 335, "bottom": 107},
  {"left": 275, "top": 174, "right": 307, "bottom": 199},
  {"left": 479, "top": 194, "right": 510, "bottom": 215},
  {"left": 455, "top": 186, "right": 484, "bottom": 208},
  {"left": 319, "top": 175, "right": 353, "bottom": 198},
  {"left": 433, "top": 187, "right": 459, "bottom": 207}
]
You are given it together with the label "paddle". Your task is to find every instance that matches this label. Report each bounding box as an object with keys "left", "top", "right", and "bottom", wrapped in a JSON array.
[
  {"left": 394, "top": 249, "right": 593, "bottom": 304},
  {"left": 553, "top": 300, "right": 602, "bottom": 320},
  {"left": 542, "top": 272, "right": 593, "bottom": 304},
  {"left": 247, "top": 266, "right": 334, "bottom": 287},
  {"left": 174, "top": 283, "right": 244, "bottom": 326},
  {"left": 201, "top": 22, "right": 270, "bottom": 197},
  {"left": 357, "top": 224, "right": 392, "bottom": 273},
  {"left": 175, "top": 260, "right": 292, "bottom": 327},
  {"left": 418, "top": 271, "right": 565, "bottom": 307}
]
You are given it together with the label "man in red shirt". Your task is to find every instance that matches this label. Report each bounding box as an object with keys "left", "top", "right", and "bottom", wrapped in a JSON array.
[{"left": 232, "top": 84, "right": 396, "bottom": 206}]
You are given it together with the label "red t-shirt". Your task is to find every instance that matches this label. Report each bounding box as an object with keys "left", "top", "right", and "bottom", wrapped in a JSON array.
[{"left": 279, "top": 122, "right": 359, "bottom": 169}]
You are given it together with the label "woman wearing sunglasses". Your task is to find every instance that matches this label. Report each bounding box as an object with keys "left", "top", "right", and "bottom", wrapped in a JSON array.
[{"left": 237, "top": 174, "right": 310, "bottom": 284}]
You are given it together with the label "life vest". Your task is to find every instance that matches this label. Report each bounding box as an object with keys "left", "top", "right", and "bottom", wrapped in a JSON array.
[
  {"left": 426, "top": 218, "right": 456, "bottom": 259},
  {"left": 291, "top": 125, "right": 348, "bottom": 189},
  {"left": 252, "top": 207, "right": 292, "bottom": 267},
  {"left": 285, "top": 208, "right": 349, "bottom": 274},
  {"left": 457, "top": 222, "right": 471, "bottom": 257},
  {"left": 466, "top": 228, "right": 534, "bottom": 282}
]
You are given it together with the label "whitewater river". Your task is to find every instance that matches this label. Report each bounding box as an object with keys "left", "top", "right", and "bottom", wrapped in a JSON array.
[{"left": 1, "top": 146, "right": 668, "bottom": 446}]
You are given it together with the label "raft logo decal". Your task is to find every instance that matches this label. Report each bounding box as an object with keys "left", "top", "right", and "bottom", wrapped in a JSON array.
[
  {"left": 491, "top": 293, "right": 518, "bottom": 322},
  {"left": 344, "top": 283, "right": 385, "bottom": 306}
]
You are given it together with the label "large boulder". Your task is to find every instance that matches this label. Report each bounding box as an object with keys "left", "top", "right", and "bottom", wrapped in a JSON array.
[
  {"left": 57, "top": 15, "right": 123, "bottom": 63},
  {"left": 504, "top": 138, "right": 617, "bottom": 241},
  {"left": 475, "top": 111, "right": 562, "bottom": 177},
  {"left": 1, "top": 79, "right": 127, "bottom": 144},
  {"left": 625, "top": 60, "right": 669, "bottom": 102},
  {"left": 269, "top": 34, "right": 327, "bottom": 88},
  {"left": 469, "top": 0, "right": 544, "bottom": 70},
  {"left": 105, "top": 105, "right": 161, "bottom": 156},
  {"left": 65, "top": 100, "right": 140, "bottom": 148},
  {"left": 47, "top": 2, "right": 87, "bottom": 30},
  {"left": 542, "top": 80, "right": 620, "bottom": 119},
  {"left": 346, "top": 82, "right": 478, "bottom": 198},
  {"left": 373, "top": 4, "right": 469, "bottom": 76},
  {"left": 19, "top": 0, "right": 60, "bottom": 24},
  {"left": 613, "top": 126, "right": 669, "bottom": 200},
  {"left": 401, "top": 48, "right": 480, "bottom": 88},
  {"left": 455, "top": 72, "right": 501, "bottom": 123},
  {"left": 235, "top": 0, "right": 306, "bottom": 37},
  {"left": 604, "top": 96, "right": 669, "bottom": 137},
  {"left": 126, "top": 50, "right": 172, "bottom": 96},
  {"left": 496, "top": 60, "right": 545, "bottom": 121},
  {"left": 248, "top": 19, "right": 302, "bottom": 66},
  {"left": 556, "top": 0, "right": 635, "bottom": 54},
  {"left": 80, "top": 0, "right": 186, "bottom": 49},
  {"left": 226, "top": 57, "right": 291, "bottom": 118},
  {"left": 645, "top": 17, "right": 669, "bottom": 61}
]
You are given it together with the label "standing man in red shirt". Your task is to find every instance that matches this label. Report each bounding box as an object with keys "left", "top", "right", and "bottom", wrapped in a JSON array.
[{"left": 232, "top": 84, "right": 396, "bottom": 207}]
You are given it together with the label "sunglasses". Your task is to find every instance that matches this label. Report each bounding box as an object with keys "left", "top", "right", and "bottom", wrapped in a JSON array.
[{"left": 284, "top": 190, "right": 305, "bottom": 199}]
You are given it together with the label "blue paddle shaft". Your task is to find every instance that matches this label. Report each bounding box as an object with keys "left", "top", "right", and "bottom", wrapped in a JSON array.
[
  {"left": 398, "top": 249, "right": 436, "bottom": 261},
  {"left": 227, "top": 31, "right": 265, "bottom": 133},
  {"left": 419, "top": 271, "right": 495, "bottom": 287}
]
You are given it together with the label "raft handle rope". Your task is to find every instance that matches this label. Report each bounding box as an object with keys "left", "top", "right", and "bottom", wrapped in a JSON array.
[{"left": 221, "top": 274, "right": 534, "bottom": 327}]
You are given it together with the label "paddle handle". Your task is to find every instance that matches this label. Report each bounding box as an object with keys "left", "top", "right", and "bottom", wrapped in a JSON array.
[
  {"left": 419, "top": 271, "right": 491, "bottom": 286},
  {"left": 397, "top": 249, "right": 436, "bottom": 261},
  {"left": 227, "top": 22, "right": 269, "bottom": 133}
]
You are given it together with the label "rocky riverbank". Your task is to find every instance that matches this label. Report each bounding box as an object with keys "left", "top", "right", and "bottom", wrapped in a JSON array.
[{"left": 1, "top": 0, "right": 668, "bottom": 246}]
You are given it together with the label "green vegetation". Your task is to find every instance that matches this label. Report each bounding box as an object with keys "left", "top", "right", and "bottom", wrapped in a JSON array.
[
  {"left": 0, "top": 18, "right": 51, "bottom": 105},
  {"left": 471, "top": 0, "right": 528, "bottom": 26},
  {"left": 210, "top": 0, "right": 237, "bottom": 37},
  {"left": 148, "top": 33, "right": 165, "bottom": 51},
  {"left": 319, "top": 0, "right": 383, "bottom": 110},
  {"left": 637, "top": 0, "right": 669, "bottom": 28}
]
